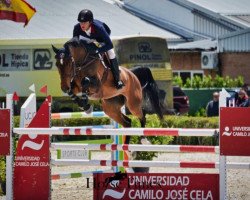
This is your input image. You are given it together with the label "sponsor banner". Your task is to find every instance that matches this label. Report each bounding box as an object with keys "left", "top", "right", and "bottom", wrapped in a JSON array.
[
  {"left": 20, "top": 93, "right": 36, "bottom": 128},
  {"left": 0, "top": 48, "right": 56, "bottom": 72},
  {"left": 57, "top": 149, "right": 89, "bottom": 160},
  {"left": 94, "top": 173, "right": 219, "bottom": 200},
  {"left": 13, "top": 99, "right": 50, "bottom": 200},
  {"left": 0, "top": 109, "right": 10, "bottom": 156},
  {"left": 33, "top": 49, "right": 54, "bottom": 70},
  {"left": 220, "top": 107, "right": 250, "bottom": 156},
  {"left": 0, "top": 49, "right": 31, "bottom": 71},
  {"left": 114, "top": 37, "right": 170, "bottom": 65}
]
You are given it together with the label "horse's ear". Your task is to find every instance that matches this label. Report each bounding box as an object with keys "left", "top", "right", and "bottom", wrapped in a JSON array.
[{"left": 52, "top": 45, "right": 59, "bottom": 54}]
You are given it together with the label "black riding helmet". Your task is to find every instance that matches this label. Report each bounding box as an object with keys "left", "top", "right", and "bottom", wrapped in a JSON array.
[{"left": 78, "top": 9, "right": 93, "bottom": 22}]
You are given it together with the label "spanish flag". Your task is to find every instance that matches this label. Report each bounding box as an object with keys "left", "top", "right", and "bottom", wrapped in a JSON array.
[{"left": 0, "top": 0, "right": 36, "bottom": 26}]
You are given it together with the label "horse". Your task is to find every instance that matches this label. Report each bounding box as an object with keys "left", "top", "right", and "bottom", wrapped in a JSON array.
[{"left": 52, "top": 37, "right": 163, "bottom": 143}]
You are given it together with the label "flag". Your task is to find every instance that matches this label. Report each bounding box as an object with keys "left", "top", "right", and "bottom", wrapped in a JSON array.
[
  {"left": 0, "top": 0, "right": 36, "bottom": 26},
  {"left": 13, "top": 91, "right": 19, "bottom": 101},
  {"left": 39, "top": 85, "right": 47, "bottom": 96},
  {"left": 29, "top": 83, "right": 35, "bottom": 92}
]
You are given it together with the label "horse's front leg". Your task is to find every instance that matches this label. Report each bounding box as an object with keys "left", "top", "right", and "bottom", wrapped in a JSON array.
[
  {"left": 66, "top": 78, "right": 92, "bottom": 113},
  {"left": 78, "top": 77, "right": 92, "bottom": 113}
]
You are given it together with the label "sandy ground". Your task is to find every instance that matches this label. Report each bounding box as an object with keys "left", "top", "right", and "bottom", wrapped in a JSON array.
[{"left": 1, "top": 151, "right": 250, "bottom": 200}]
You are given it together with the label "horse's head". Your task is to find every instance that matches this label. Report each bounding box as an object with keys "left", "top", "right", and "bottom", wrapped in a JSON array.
[
  {"left": 64, "top": 37, "right": 99, "bottom": 76},
  {"left": 52, "top": 45, "right": 80, "bottom": 93}
]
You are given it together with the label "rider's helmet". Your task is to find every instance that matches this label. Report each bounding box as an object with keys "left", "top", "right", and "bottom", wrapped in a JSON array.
[{"left": 78, "top": 9, "right": 94, "bottom": 22}]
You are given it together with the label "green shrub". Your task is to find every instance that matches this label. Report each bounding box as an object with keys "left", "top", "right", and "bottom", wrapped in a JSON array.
[
  {"left": 0, "top": 156, "right": 6, "bottom": 195},
  {"left": 130, "top": 114, "right": 174, "bottom": 160},
  {"left": 162, "top": 115, "right": 218, "bottom": 145},
  {"left": 175, "top": 75, "right": 244, "bottom": 88},
  {"left": 194, "top": 107, "right": 207, "bottom": 117},
  {"left": 173, "top": 76, "right": 183, "bottom": 87}
]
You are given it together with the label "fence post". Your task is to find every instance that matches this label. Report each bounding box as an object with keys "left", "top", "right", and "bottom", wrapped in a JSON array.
[{"left": 6, "top": 94, "right": 13, "bottom": 200}]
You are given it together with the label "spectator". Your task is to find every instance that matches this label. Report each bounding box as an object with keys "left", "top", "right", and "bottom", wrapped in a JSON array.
[
  {"left": 206, "top": 92, "right": 219, "bottom": 117},
  {"left": 241, "top": 83, "right": 249, "bottom": 95},
  {"left": 236, "top": 89, "right": 249, "bottom": 107}
]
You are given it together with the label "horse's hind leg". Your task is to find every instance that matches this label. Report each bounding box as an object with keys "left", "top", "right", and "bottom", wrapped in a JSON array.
[
  {"left": 102, "top": 96, "right": 132, "bottom": 144},
  {"left": 125, "top": 93, "right": 146, "bottom": 128},
  {"left": 125, "top": 94, "right": 151, "bottom": 145}
]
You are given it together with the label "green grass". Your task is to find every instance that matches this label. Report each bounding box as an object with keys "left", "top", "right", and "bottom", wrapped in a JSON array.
[{"left": 58, "top": 138, "right": 113, "bottom": 144}]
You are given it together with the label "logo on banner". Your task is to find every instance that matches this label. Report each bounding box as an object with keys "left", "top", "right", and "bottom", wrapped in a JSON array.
[
  {"left": 138, "top": 42, "right": 152, "bottom": 53},
  {"left": 21, "top": 134, "right": 44, "bottom": 151},
  {"left": 103, "top": 172, "right": 127, "bottom": 199},
  {"left": 222, "top": 126, "right": 250, "bottom": 137},
  {"left": 222, "top": 126, "right": 232, "bottom": 136},
  {"left": 22, "top": 139, "right": 44, "bottom": 150},
  {"left": 33, "top": 49, "right": 53, "bottom": 70}
]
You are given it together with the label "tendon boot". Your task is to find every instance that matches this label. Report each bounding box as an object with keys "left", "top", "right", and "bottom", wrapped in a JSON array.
[{"left": 110, "top": 58, "right": 124, "bottom": 89}]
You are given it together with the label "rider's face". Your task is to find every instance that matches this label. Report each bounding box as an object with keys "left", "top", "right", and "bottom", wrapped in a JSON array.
[{"left": 80, "top": 21, "right": 91, "bottom": 31}]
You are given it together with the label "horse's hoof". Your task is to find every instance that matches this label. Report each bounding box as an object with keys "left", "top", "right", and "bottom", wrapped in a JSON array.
[
  {"left": 140, "top": 136, "right": 151, "bottom": 145},
  {"left": 85, "top": 105, "right": 93, "bottom": 114}
]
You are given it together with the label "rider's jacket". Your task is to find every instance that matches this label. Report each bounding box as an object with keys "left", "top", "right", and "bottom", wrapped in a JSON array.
[{"left": 73, "top": 19, "right": 112, "bottom": 53}]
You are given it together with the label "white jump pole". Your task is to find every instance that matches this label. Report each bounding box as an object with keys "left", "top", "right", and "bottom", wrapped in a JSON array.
[
  {"left": 51, "top": 143, "right": 219, "bottom": 153},
  {"left": 14, "top": 127, "right": 218, "bottom": 137},
  {"left": 219, "top": 88, "right": 231, "bottom": 200},
  {"left": 51, "top": 159, "right": 250, "bottom": 169}
]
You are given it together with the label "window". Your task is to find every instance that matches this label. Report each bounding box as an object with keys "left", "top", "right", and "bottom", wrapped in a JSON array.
[{"left": 173, "top": 70, "right": 204, "bottom": 84}]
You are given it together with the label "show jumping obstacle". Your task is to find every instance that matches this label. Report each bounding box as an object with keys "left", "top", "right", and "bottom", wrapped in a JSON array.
[
  {"left": 51, "top": 143, "right": 219, "bottom": 153},
  {"left": 2, "top": 88, "right": 250, "bottom": 200}
]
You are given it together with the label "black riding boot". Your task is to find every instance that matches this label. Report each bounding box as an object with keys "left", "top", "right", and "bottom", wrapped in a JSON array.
[{"left": 110, "top": 58, "right": 124, "bottom": 89}]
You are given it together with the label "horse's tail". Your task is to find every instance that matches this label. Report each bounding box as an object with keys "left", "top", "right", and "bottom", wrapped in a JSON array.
[{"left": 132, "top": 67, "right": 164, "bottom": 120}]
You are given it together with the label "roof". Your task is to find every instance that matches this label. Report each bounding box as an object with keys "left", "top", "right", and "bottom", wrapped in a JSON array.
[
  {"left": 121, "top": 0, "right": 249, "bottom": 41},
  {"left": 172, "top": 28, "right": 250, "bottom": 52},
  {"left": 186, "top": 0, "right": 250, "bottom": 27},
  {"left": 218, "top": 28, "right": 250, "bottom": 52},
  {"left": 172, "top": 39, "right": 217, "bottom": 50},
  {"left": 226, "top": 15, "right": 250, "bottom": 27},
  {"left": 0, "top": 0, "right": 180, "bottom": 41},
  {"left": 186, "top": 0, "right": 250, "bottom": 14}
]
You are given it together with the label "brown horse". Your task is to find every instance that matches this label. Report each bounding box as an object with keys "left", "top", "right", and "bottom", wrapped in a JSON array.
[{"left": 52, "top": 38, "right": 163, "bottom": 136}]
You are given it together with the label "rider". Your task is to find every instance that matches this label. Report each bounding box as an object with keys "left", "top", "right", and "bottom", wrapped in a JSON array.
[{"left": 73, "top": 9, "right": 124, "bottom": 90}]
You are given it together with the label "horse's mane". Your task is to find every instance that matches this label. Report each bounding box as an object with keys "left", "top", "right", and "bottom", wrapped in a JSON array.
[{"left": 65, "top": 37, "right": 99, "bottom": 55}]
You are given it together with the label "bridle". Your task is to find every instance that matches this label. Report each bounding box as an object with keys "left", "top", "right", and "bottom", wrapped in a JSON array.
[
  {"left": 69, "top": 44, "right": 109, "bottom": 84},
  {"left": 72, "top": 51, "right": 99, "bottom": 77}
]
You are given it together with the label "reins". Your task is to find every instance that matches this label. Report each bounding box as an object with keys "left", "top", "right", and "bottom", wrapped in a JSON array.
[
  {"left": 72, "top": 53, "right": 99, "bottom": 76},
  {"left": 70, "top": 45, "right": 109, "bottom": 84}
]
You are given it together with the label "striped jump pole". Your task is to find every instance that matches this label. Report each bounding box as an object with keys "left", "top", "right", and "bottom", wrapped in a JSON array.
[
  {"left": 51, "top": 159, "right": 250, "bottom": 169},
  {"left": 51, "top": 169, "right": 113, "bottom": 180},
  {"left": 14, "top": 127, "right": 219, "bottom": 137},
  {"left": 51, "top": 111, "right": 108, "bottom": 119},
  {"left": 51, "top": 143, "right": 219, "bottom": 153},
  {"left": 51, "top": 125, "right": 114, "bottom": 129}
]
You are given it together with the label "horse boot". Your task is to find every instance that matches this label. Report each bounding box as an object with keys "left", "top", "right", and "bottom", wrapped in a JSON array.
[
  {"left": 109, "top": 58, "right": 124, "bottom": 89},
  {"left": 81, "top": 93, "right": 92, "bottom": 113}
]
